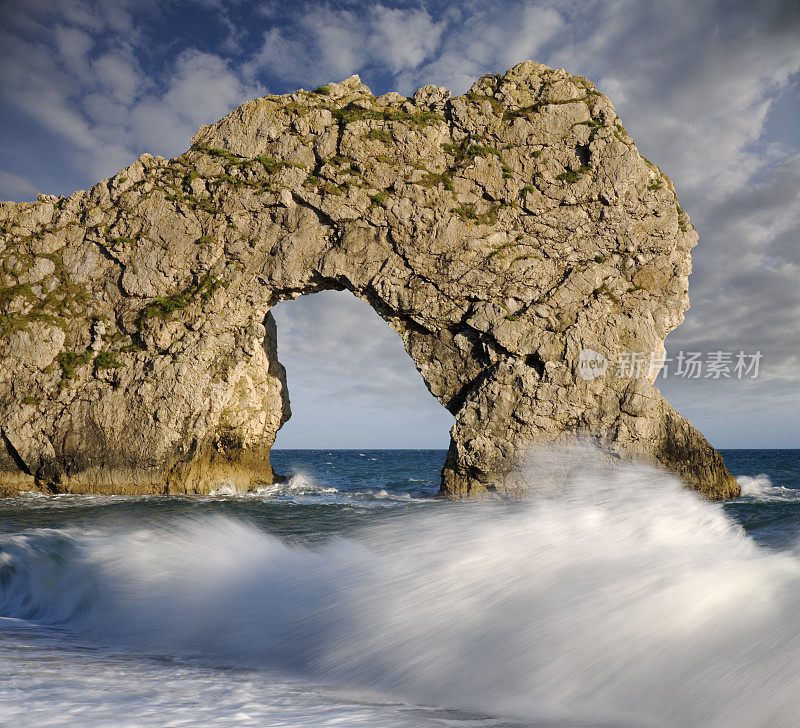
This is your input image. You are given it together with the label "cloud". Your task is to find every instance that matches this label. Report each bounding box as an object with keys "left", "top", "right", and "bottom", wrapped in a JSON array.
[
  {"left": 366, "top": 6, "right": 444, "bottom": 73},
  {"left": 53, "top": 26, "right": 93, "bottom": 74},
  {"left": 395, "top": 2, "right": 564, "bottom": 93},
  {"left": 92, "top": 51, "right": 142, "bottom": 104},
  {"left": 571, "top": 1, "right": 800, "bottom": 199},
  {"left": 0, "top": 168, "right": 38, "bottom": 200},
  {"left": 247, "top": 3, "right": 445, "bottom": 89},
  {"left": 271, "top": 291, "right": 441, "bottom": 410},
  {"left": 130, "top": 50, "right": 262, "bottom": 155},
  {"left": 270, "top": 290, "right": 454, "bottom": 447},
  {"left": 0, "top": 2, "right": 265, "bottom": 185},
  {"left": 668, "top": 153, "right": 800, "bottom": 359}
]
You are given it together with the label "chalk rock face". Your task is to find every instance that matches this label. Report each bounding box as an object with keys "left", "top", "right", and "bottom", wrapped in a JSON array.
[{"left": 0, "top": 62, "right": 738, "bottom": 498}]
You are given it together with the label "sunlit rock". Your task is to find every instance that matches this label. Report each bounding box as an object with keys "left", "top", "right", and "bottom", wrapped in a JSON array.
[{"left": 0, "top": 63, "right": 738, "bottom": 498}]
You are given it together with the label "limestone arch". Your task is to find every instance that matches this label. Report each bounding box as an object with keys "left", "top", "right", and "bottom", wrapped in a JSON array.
[
  {"left": 0, "top": 62, "right": 738, "bottom": 498},
  {"left": 257, "top": 246, "right": 492, "bottom": 497}
]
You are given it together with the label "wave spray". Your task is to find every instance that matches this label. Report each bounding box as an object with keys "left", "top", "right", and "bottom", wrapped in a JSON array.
[{"left": 2, "top": 448, "right": 799, "bottom": 727}]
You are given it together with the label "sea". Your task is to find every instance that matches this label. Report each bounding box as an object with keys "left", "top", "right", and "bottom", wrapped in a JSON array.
[{"left": 0, "top": 448, "right": 798, "bottom": 728}]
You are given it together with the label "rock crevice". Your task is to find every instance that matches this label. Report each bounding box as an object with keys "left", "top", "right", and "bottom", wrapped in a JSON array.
[{"left": 0, "top": 61, "right": 738, "bottom": 498}]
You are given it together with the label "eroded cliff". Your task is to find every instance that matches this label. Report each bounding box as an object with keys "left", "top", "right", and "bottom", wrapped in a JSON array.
[{"left": 0, "top": 61, "right": 739, "bottom": 498}]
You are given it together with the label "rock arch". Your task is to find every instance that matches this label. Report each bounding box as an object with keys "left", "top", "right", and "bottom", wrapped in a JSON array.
[{"left": 0, "top": 62, "right": 738, "bottom": 498}]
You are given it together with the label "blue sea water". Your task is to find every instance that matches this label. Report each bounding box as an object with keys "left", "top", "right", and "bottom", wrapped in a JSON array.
[
  {"left": 0, "top": 448, "right": 798, "bottom": 727},
  {"left": 719, "top": 450, "right": 800, "bottom": 548}
]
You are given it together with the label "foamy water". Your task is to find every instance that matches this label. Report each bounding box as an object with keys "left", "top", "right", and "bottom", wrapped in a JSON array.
[
  {"left": 737, "top": 473, "right": 800, "bottom": 501},
  {"left": 1, "top": 448, "right": 799, "bottom": 727}
]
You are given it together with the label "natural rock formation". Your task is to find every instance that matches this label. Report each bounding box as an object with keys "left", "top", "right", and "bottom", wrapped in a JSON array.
[{"left": 0, "top": 61, "right": 738, "bottom": 498}]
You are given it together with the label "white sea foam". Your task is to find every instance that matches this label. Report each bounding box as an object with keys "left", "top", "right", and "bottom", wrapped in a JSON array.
[
  {"left": 253, "top": 471, "right": 339, "bottom": 497},
  {"left": 737, "top": 473, "right": 800, "bottom": 500},
  {"left": 737, "top": 473, "right": 774, "bottom": 496},
  {"left": 209, "top": 482, "right": 239, "bottom": 496},
  {"left": 207, "top": 472, "right": 341, "bottom": 500},
  {"left": 217, "top": 472, "right": 431, "bottom": 505},
  {"left": 2, "top": 448, "right": 800, "bottom": 727}
]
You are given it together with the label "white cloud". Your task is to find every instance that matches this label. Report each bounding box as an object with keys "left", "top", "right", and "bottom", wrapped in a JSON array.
[
  {"left": 671, "top": 153, "right": 800, "bottom": 351},
  {"left": 547, "top": 0, "right": 800, "bottom": 199},
  {"left": 132, "top": 49, "right": 261, "bottom": 155},
  {"left": 0, "top": 4, "right": 262, "bottom": 182},
  {"left": 0, "top": 169, "right": 38, "bottom": 201},
  {"left": 247, "top": 3, "right": 445, "bottom": 90},
  {"left": 366, "top": 6, "right": 443, "bottom": 73},
  {"left": 162, "top": 50, "right": 256, "bottom": 118},
  {"left": 92, "top": 51, "right": 142, "bottom": 104},
  {"left": 54, "top": 26, "right": 93, "bottom": 76},
  {"left": 270, "top": 290, "right": 453, "bottom": 446},
  {"left": 390, "top": 2, "right": 565, "bottom": 94},
  {"left": 272, "top": 290, "right": 432, "bottom": 408}
]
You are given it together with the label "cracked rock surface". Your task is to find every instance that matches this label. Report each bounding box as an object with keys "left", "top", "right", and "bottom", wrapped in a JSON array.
[{"left": 0, "top": 61, "right": 738, "bottom": 498}]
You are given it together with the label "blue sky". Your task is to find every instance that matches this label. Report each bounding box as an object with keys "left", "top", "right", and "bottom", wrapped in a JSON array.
[{"left": 1, "top": 0, "right": 798, "bottom": 448}]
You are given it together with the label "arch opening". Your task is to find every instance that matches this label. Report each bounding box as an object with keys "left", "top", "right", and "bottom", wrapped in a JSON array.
[{"left": 269, "top": 290, "right": 455, "bottom": 452}]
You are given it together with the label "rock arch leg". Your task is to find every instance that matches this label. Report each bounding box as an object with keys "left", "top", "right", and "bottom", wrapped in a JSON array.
[{"left": 437, "top": 361, "right": 738, "bottom": 499}]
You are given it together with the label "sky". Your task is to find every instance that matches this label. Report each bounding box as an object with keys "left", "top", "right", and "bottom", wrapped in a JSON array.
[{"left": 0, "top": 0, "right": 798, "bottom": 449}]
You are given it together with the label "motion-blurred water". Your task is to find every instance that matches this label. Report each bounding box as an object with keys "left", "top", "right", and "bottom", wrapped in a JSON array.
[{"left": 0, "top": 448, "right": 798, "bottom": 727}]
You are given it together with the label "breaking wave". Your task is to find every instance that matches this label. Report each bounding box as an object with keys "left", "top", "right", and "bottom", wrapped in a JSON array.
[
  {"left": 2, "top": 449, "right": 800, "bottom": 727},
  {"left": 737, "top": 473, "right": 800, "bottom": 500}
]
